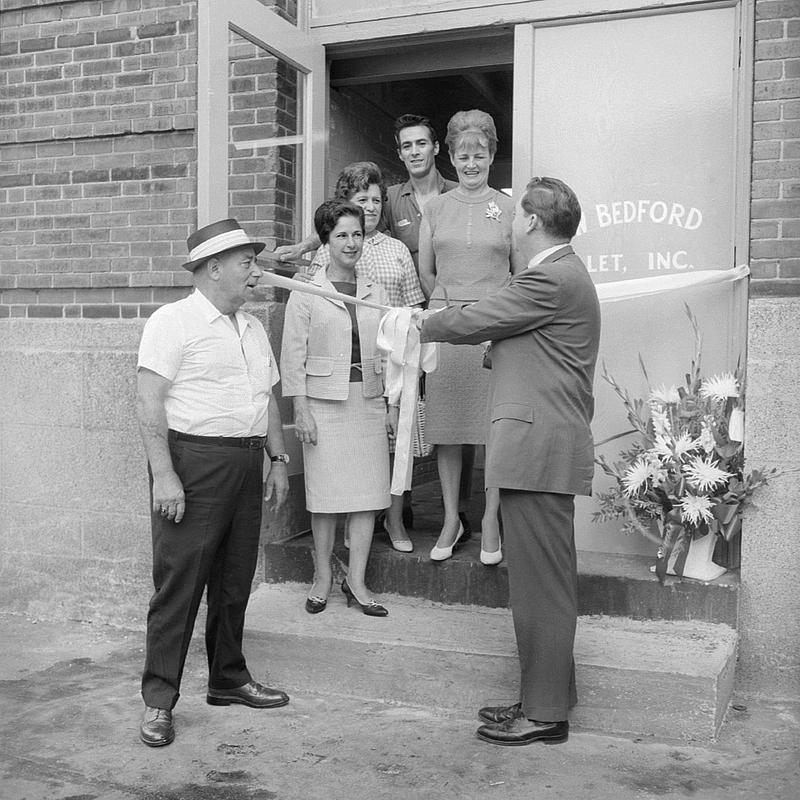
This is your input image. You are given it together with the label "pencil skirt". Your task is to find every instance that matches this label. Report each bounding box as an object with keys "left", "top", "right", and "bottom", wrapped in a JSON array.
[{"left": 303, "top": 383, "right": 391, "bottom": 514}]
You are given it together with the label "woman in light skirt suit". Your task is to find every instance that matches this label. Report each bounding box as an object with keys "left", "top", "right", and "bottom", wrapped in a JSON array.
[{"left": 280, "top": 200, "right": 396, "bottom": 617}]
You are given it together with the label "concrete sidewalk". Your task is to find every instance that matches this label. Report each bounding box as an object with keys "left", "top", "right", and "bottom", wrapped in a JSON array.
[{"left": 1, "top": 605, "right": 798, "bottom": 800}]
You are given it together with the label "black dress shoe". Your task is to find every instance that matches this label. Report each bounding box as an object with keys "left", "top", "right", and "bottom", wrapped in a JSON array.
[
  {"left": 140, "top": 706, "right": 174, "bottom": 747},
  {"left": 305, "top": 595, "right": 327, "bottom": 614},
  {"left": 457, "top": 511, "right": 473, "bottom": 538},
  {"left": 478, "top": 701, "right": 522, "bottom": 724},
  {"left": 476, "top": 718, "right": 569, "bottom": 747},
  {"left": 206, "top": 680, "right": 289, "bottom": 709}
]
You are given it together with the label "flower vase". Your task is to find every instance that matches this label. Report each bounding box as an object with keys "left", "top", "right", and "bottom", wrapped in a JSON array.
[
  {"left": 675, "top": 532, "right": 728, "bottom": 581},
  {"left": 654, "top": 531, "right": 728, "bottom": 581},
  {"left": 652, "top": 512, "right": 728, "bottom": 582}
]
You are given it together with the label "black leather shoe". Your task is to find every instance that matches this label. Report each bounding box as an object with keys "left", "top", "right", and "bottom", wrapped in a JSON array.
[
  {"left": 207, "top": 681, "right": 289, "bottom": 709},
  {"left": 305, "top": 595, "right": 327, "bottom": 614},
  {"left": 478, "top": 701, "right": 522, "bottom": 724},
  {"left": 341, "top": 578, "right": 389, "bottom": 617},
  {"left": 457, "top": 511, "right": 473, "bottom": 538},
  {"left": 140, "top": 706, "right": 174, "bottom": 747},
  {"left": 477, "top": 718, "right": 569, "bottom": 747}
]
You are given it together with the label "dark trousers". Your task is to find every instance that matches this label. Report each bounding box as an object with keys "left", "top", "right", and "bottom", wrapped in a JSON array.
[
  {"left": 141, "top": 439, "right": 264, "bottom": 710},
  {"left": 499, "top": 489, "right": 578, "bottom": 721}
]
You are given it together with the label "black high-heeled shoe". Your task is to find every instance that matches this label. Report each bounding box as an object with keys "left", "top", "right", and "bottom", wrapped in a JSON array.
[
  {"left": 305, "top": 595, "right": 327, "bottom": 614},
  {"left": 341, "top": 579, "right": 388, "bottom": 617}
]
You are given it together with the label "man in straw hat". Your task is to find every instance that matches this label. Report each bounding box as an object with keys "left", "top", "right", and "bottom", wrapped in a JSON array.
[{"left": 136, "top": 218, "right": 291, "bottom": 747}]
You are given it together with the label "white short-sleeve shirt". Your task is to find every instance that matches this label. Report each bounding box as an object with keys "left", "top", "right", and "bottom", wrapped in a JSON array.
[{"left": 138, "top": 289, "right": 279, "bottom": 437}]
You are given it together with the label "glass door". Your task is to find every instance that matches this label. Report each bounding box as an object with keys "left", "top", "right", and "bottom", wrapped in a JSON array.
[
  {"left": 512, "top": 7, "right": 748, "bottom": 555},
  {"left": 197, "top": 0, "right": 326, "bottom": 249}
]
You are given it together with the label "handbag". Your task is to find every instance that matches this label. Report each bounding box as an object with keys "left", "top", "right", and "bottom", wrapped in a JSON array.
[{"left": 412, "top": 397, "right": 434, "bottom": 458}]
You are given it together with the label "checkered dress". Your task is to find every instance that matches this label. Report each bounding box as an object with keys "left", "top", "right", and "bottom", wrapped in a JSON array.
[{"left": 309, "top": 232, "right": 425, "bottom": 308}]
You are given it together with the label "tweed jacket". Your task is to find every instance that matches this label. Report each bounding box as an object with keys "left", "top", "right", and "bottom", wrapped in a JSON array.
[
  {"left": 280, "top": 269, "right": 388, "bottom": 401},
  {"left": 420, "top": 245, "right": 601, "bottom": 495}
]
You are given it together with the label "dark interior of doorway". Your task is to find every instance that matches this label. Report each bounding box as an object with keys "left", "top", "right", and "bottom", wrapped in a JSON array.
[{"left": 328, "top": 31, "right": 514, "bottom": 190}]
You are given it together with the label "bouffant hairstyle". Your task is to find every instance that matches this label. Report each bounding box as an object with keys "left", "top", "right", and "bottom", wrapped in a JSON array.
[
  {"left": 394, "top": 113, "right": 438, "bottom": 147},
  {"left": 313, "top": 200, "right": 365, "bottom": 245},
  {"left": 520, "top": 177, "right": 582, "bottom": 240},
  {"left": 444, "top": 109, "right": 498, "bottom": 156},
  {"left": 333, "top": 161, "right": 386, "bottom": 203}
]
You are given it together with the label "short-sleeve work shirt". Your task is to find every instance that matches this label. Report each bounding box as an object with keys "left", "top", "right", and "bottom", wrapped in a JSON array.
[
  {"left": 383, "top": 171, "right": 458, "bottom": 269},
  {"left": 137, "top": 289, "right": 279, "bottom": 437}
]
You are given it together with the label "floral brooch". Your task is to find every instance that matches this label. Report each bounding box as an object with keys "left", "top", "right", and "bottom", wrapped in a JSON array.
[{"left": 485, "top": 200, "right": 502, "bottom": 221}]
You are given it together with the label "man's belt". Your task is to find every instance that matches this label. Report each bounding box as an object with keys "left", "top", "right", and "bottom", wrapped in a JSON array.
[{"left": 168, "top": 430, "right": 267, "bottom": 450}]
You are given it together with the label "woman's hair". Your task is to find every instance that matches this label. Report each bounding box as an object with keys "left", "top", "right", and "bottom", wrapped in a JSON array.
[
  {"left": 444, "top": 109, "right": 498, "bottom": 156},
  {"left": 314, "top": 200, "right": 365, "bottom": 245},
  {"left": 520, "top": 177, "right": 582, "bottom": 240},
  {"left": 333, "top": 161, "right": 386, "bottom": 202}
]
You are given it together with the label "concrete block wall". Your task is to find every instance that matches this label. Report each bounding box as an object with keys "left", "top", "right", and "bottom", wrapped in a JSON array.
[
  {"left": 736, "top": 0, "right": 800, "bottom": 700},
  {"left": 0, "top": 319, "right": 152, "bottom": 625}
]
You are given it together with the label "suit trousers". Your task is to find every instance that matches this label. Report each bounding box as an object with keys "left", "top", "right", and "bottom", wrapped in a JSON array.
[
  {"left": 141, "top": 438, "right": 264, "bottom": 710},
  {"left": 499, "top": 488, "right": 578, "bottom": 721}
]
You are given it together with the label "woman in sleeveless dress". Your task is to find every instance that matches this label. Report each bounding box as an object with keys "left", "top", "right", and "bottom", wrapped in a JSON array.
[{"left": 418, "top": 110, "right": 519, "bottom": 564}]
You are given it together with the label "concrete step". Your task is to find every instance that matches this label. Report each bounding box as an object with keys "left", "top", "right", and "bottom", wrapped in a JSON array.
[
  {"left": 244, "top": 582, "right": 737, "bottom": 743},
  {"left": 262, "top": 533, "right": 740, "bottom": 626}
]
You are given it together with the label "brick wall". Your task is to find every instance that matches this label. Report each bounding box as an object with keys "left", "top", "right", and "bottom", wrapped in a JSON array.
[
  {"left": 750, "top": 0, "right": 800, "bottom": 296},
  {"left": 0, "top": 0, "right": 198, "bottom": 319}
]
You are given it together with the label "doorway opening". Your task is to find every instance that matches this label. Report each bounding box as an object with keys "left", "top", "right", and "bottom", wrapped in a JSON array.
[{"left": 326, "top": 31, "right": 514, "bottom": 194}]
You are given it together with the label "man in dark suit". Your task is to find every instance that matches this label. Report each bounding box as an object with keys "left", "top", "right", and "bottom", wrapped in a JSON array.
[{"left": 416, "top": 177, "right": 601, "bottom": 746}]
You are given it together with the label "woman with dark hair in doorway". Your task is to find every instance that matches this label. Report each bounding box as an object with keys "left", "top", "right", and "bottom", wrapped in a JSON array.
[
  {"left": 280, "top": 199, "right": 395, "bottom": 617},
  {"left": 306, "top": 162, "right": 425, "bottom": 553}
]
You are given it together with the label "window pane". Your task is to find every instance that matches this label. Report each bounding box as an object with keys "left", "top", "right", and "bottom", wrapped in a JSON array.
[{"left": 228, "top": 29, "right": 303, "bottom": 255}]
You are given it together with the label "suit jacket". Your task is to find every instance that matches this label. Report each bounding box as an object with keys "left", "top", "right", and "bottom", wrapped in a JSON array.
[
  {"left": 280, "top": 270, "right": 387, "bottom": 401},
  {"left": 420, "top": 245, "right": 601, "bottom": 495}
]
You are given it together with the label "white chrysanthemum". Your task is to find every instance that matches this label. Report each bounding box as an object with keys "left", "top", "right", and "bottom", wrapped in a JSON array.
[
  {"left": 678, "top": 494, "right": 715, "bottom": 526},
  {"left": 622, "top": 457, "right": 654, "bottom": 496},
  {"left": 653, "top": 433, "right": 697, "bottom": 460},
  {"left": 700, "top": 373, "right": 739, "bottom": 402},
  {"left": 650, "top": 384, "right": 680, "bottom": 405},
  {"left": 683, "top": 456, "right": 732, "bottom": 492}
]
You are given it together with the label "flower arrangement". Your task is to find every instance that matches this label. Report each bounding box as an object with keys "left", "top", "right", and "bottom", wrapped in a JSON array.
[{"left": 594, "top": 305, "right": 779, "bottom": 582}]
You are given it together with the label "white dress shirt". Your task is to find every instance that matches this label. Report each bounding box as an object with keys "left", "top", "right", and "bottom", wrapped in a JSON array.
[
  {"left": 138, "top": 289, "right": 279, "bottom": 436},
  {"left": 530, "top": 243, "right": 570, "bottom": 267}
]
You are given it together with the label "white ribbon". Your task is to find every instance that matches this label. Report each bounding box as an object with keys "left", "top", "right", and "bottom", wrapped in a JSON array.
[
  {"left": 595, "top": 265, "right": 749, "bottom": 304},
  {"left": 256, "top": 270, "right": 392, "bottom": 311},
  {"left": 377, "top": 308, "right": 438, "bottom": 495}
]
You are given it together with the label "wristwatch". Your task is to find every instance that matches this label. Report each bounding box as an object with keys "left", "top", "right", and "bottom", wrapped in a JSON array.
[{"left": 270, "top": 453, "right": 290, "bottom": 464}]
